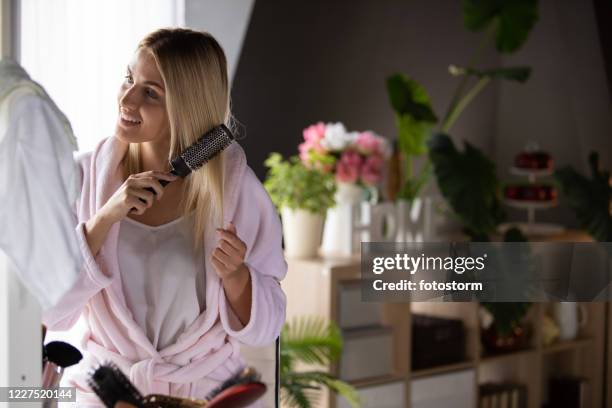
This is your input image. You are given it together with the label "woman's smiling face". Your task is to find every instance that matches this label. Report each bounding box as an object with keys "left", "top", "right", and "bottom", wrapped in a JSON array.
[{"left": 115, "top": 48, "right": 170, "bottom": 144}]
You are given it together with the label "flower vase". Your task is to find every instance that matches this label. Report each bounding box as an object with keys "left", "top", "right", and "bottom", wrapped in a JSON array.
[{"left": 321, "top": 182, "right": 365, "bottom": 257}]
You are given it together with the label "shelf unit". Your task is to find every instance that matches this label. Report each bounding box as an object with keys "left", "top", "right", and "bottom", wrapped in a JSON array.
[{"left": 282, "top": 234, "right": 608, "bottom": 408}]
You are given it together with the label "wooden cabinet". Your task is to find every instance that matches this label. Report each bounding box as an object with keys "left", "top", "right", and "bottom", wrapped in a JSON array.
[{"left": 283, "top": 254, "right": 608, "bottom": 408}]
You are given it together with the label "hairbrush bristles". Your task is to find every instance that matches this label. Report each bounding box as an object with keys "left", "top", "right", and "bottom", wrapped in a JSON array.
[
  {"left": 170, "top": 124, "right": 234, "bottom": 177},
  {"left": 204, "top": 367, "right": 262, "bottom": 401},
  {"left": 87, "top": 362, "right": 143, "bottom": 408}
]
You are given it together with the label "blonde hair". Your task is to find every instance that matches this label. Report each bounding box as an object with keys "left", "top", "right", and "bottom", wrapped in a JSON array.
[{"left": 124, "top": 28, "right": 231, "bottom": 249}]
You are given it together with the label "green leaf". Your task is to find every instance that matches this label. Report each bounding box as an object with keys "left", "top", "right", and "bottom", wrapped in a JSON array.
[
  {"left": 554, "top": 152, "right": 612, "bottom": 242},
  {"left": 397, "top": 115, "right": 430, "bottom": 156},
  {"left": 280, "top": 317, "right": 360, "bottom": 408},
  {"left": 386, "top": 74, "right": 437, "bottom": 122},
  {"left": 280, "top": 316, "right": 343, "bottom": 367},
  {"left": 281, "top": 381, "right": 317, "bottom": 408},
  {"left": 283, "top": 372, "right": 360, "bottom": 408},
  {"left": 450, "top": 65, "right": 531, "bottom": 83},
  {"left": 503, "top": 227, "right": 528, "bottom": 242},
  {"left": 463, "top": 0, "right": 539, "bottom": 53},
  {"left": 264, "top": 153, "right": 336, "bottom": 214},
  {"left": 428, "top": 133, "right": 505, "bottom": 238}
]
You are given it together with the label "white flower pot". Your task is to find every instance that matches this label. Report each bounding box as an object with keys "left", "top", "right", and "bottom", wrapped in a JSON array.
[
  {"left": 281, "top": 207, "right": 324, "bottom": 259},
  {"left": 321, "top": 182, "right": 365, "bottom": 257}
]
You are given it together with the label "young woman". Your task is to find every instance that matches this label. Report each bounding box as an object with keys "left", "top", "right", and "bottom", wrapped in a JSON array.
[{"left": 43, "top": 28, "right": 287, "bottom": 406}]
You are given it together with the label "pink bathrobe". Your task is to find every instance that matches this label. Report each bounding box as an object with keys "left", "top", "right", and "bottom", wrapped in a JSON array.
[{"left": 42, "top": 136, "right": 287, "bottom": 406}]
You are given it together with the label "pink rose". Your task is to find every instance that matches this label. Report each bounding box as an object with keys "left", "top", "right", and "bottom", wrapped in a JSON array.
[
  {"left": 303, "top": 122, "right": 326, "bottom": 143},
  {"left": 360, "top": 154, "right": 384, "bottom": 185},
  {"left": 298, "top": 141, "right": 311, "bottom": 163},
  {"left": 356, "top": 131, "right": 382, "bottom": 154},
  {"left": 339, "top": 150, "right": 363, "bottom": 167},
  {"left": 335, "top": 150, "right": 362, "bottom": 183},
  {"left": 336, "top": 161, "right": 359, "bottom": 183}
]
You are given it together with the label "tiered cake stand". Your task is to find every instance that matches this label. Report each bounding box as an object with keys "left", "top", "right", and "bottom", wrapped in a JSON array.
[{"left": 498, "top": 166, "right": 564, "bottom": 236}]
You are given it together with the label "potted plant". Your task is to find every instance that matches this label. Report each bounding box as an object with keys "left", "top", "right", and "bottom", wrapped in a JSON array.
[
  {"left": 281, "top": 316, "right": 359, "bottom": 408},
  {"left": 386, "top": 0, "right": 539, "bottom": 241},
  {"left": 264, "top": 153, "right": 336, "bottom": 258},
  {"left": 298, "top": 122, "right": 388, "bottom": 256},
  {"left": 480, "top": 302, "right": 532, "bottom": 354}
]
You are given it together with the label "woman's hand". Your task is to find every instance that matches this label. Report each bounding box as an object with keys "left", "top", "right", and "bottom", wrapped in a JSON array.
[
  {"left": 212, "top": 222, "right": 248, "bottom": 281},
  {"left": 212, "top": 222, "right": 252, "bottom": 326},
  {"left": 98, "top": 171, "right": 178, "bottom": 223},
  {"left": 84, "top": 171, "right": 177, "bottom": 256}
]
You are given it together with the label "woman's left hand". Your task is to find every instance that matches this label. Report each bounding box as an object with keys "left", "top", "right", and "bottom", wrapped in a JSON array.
[{"left": 212, "top": 222, "right": 248, "bottom": 281}]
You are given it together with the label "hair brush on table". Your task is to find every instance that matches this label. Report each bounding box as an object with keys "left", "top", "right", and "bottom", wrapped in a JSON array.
[{"left": 88, "top": 363, "right": 266, "bottom": 408}]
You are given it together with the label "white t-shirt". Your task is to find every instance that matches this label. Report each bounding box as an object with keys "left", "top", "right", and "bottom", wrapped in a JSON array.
[{"left": 118, "top": 214, "right": 206, "bottom": 350}]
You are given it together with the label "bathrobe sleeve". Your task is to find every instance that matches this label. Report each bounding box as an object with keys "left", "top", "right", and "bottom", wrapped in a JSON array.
[
  {"left": 219, "top": 167, "right": 287, "bottom": 347},
  {"left": 41, "top": 153, "right": 114, "bottom": 330}
]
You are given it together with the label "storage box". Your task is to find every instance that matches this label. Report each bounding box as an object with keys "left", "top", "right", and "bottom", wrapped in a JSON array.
[
  {"left": 412, "top": 313, "right": 466, "bottom": 370},
  {"left": 411, "top": 369, "right": 475, "bottom": 408},
  {"left": 337, "top": 280, "right": 383, "bottom": 329},
  {"left": 340, "top": 326, "right": 394, "bottom": 381},
  {"left": 547, "top": 376, "right": 588, "bottom": 408},
  {"left": 336, "top": 380, "right": 405, "bottom": 408}
]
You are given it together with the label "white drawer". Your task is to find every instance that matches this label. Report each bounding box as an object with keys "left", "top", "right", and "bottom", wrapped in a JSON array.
[
  {"left": 338, "top": 280, "right": 383, "bottom": 329},
  {"left": 336, "top": 380, "right": 405, "bottom": 408},
  {"left": 340, "top": 327, "right": 394, "bottom": 382},
  {"left": 411, "top": 369, "right": 475, "bottom": 408}
]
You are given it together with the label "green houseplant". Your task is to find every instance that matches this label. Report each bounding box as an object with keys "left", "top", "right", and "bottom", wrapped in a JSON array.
[
  {"left": 386, "top": 0, "right": 540, "bottom": 350},
  {"left": 385, "top": 0, "right": 538, "bottom": 244},
  {"left": 555, "top": 152, "right": 612, "bottom": 242},
  {"left": 264, "top": 153, "right": 336, "bottom": 258},
  {"left": 385, "top": 0, "right": 538, "bottom": 211},
  {"left": 280, "top": 316, "right": 359, "bottom": 408}
]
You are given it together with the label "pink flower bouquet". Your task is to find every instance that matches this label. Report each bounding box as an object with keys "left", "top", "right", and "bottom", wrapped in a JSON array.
[{"left": 298, "top": 122, "right": 388, "bottom": 186}]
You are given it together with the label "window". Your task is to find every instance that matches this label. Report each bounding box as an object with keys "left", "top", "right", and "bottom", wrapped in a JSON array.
[
  {"left": 18, "top": 0, "right": 183, "bottom": 352},
  {"left": 19, "top": 0, "right": 184, "bottom": 152}
]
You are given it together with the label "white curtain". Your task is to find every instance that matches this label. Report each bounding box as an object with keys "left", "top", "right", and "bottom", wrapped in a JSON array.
[{"left": 19, "top": 0, "right": 184, "bottom": 152}]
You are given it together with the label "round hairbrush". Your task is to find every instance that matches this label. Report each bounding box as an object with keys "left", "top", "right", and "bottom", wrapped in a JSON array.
[
  {"left": 168, "top": 124, "right": 235, "bottom": 179},
  {"left": 131, "top": 124, "right": 234, "bottom": 212}
]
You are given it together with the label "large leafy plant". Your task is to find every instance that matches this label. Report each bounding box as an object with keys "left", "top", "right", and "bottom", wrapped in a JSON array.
[
  {"left": 280, "top": 317, "right": 359, "bottom": 408},
  {"left": 386, "top": 0, "right": 538, "bottom": 210},
  {"left": 555, "top": 152, "right": 612, "bottom": 242},
  {"left": 264, "top": 153, "right": 336, "bottom": 215},
  {"left": 481, "top": 227, "right": 532, "bottom": 337}
]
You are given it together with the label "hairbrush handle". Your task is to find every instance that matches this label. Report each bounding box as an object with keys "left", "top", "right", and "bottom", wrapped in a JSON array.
[{"left": 129, "top": 170, "right": 177, "bottom": 213}]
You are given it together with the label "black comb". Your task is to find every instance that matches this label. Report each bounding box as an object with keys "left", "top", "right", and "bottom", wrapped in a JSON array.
[{"left": 87, "top": 362, "right": 144, "bottom": 408}]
